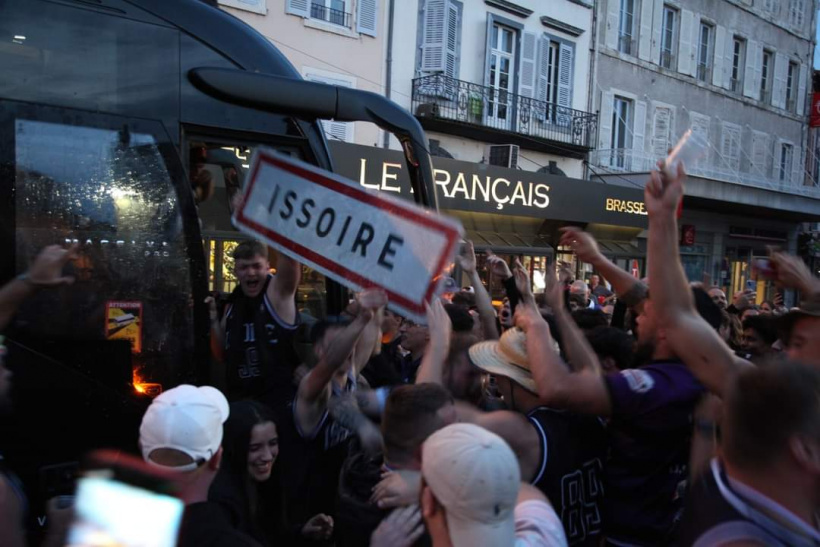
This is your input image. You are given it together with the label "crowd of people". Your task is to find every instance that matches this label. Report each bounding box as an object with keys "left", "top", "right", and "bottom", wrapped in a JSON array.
[{"left": 3, "top": 162, "right": 820, "bottom": 546}]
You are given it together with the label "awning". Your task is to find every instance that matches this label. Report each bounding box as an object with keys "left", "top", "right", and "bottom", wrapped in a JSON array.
[
  {"left": 466, "top": 230, "right": 553, "bottom": 256},
  {"left": 596, "top": 240, "right": 644, "bottom": 257}
]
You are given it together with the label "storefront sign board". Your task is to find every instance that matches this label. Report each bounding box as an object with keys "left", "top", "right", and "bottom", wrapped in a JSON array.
[{"left": 234, "top": 148, "right": 463, "bottom": 321}]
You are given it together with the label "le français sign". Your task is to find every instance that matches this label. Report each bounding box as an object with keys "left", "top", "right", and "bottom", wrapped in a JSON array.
[{"left": 329, "top": 142, "right": 649, "bottom": 229}]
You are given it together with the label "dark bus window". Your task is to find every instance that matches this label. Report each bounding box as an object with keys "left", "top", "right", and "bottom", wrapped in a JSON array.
[
  {"left": 10, "top": 111, "right": 197, "bottom": 390},
  {"left": 0, "top": 1, "right": 179, "bottom": 125}
]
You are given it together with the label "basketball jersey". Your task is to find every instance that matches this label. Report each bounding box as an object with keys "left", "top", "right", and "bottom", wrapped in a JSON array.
[
  {"left": 223, "top": 274, "right": 300, "bottom": 409},
  {"left": 677, "top": 459, "right": 820, "bottom": 547},
  {"left": 528, "top": 407, "right": 607, "bottom": 547}
]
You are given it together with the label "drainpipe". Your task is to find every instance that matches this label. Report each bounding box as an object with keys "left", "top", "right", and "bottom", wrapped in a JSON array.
[
  {"left": 586, "top": 0, "right": 599, "bottom": 181},
  {"left": 382, "top": 0, "right": 396, "bottom": 148}
]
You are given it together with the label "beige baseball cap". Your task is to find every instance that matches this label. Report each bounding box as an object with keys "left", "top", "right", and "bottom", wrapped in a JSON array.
[
  {"left": 421, "top": 423, "right": 520, "bottom": 547},
  {"left": 139, "top": 385, "right": 229, "bottom": 470}
]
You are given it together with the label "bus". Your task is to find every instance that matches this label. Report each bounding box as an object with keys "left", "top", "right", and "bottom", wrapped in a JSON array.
[{"left": 0, "top": 0, "right": 434, "bottom": 534}]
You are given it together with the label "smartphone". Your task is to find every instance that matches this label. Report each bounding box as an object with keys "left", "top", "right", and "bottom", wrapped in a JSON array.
[
  {"left": 745, "top": 279, "right": 756, "bottom": 292},
  {"left": 65, "top": 450, "right": 184, "bottom": 547}
]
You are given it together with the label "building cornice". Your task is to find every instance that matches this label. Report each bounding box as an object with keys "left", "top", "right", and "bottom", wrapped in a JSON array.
[
  {"left": 540, "top": 16, "right": 585, "bottom": 36},
  {"left": 484, "top": 0, "right": 533, "bottom": 18}
]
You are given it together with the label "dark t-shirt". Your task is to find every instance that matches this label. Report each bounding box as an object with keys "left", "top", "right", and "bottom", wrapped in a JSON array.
[
  {"left": 177, "top": 502, "right": 263, "bottom": 547},
  {"left": 603, "top": 361, "right": 705, "bottom": 546},
  {"left": 527, "top": 407, "right": 607, "bottom": 547},
  {"left": 223, "top": 275, "right": 300, "bottom": 413}
]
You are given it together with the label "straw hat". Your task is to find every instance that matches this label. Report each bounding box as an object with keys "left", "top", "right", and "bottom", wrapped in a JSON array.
[{"left": 468, "top": 328, "right": 537, "bottom": 394}]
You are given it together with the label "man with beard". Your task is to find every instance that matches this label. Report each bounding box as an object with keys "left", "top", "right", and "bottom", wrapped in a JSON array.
[{"left": 209, "top": 240, "right": 302, "bottom": 415}]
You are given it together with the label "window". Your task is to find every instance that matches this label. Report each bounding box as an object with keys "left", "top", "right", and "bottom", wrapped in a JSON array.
[
  {"left": 780, "top": 142, "right": 794, "bottom": 182},
  {"left": 789, "top": 0, "right": 805, "bottom": 28},
  {"left": 731, "top": 37, "right": 745, "bottom": 93},
  {"left": 720, "top": 124, "right": 741, "bottom": 173},
  {"left": 219, "top": 0, "right": 267, "bottom": 15},
  {"left": 763, "top": 0, "right": 779, "bottom": 12},
  {"left": 612, "top": 96, "right": 632, "bottom": 167},
  {"left": 310, "top": 0, "right": 350, "bottom": 27},
  {"left": 751, "top": 132, "right": 769, "bottom": 179},
  {"left": 696, "top": 23, "right": 713, "bottom": 81},
  {"left": 786, "top": 61, "right": 798, "bottom": 112},
  {"left": 487, "top": 23, "right": 516, "bottom": 128},
  {"left": 760, "top": 50, "right": 773, "bottom": 104},
  {"left": 536, "top": 35, "right": 575, "bottom": 126},
  {"left": 303, "top": 69, "right": 356, "bottom": 142},
  {"left": 660, "top": 6, "right": 678, "bottom": 69},
  {"left": 651, "top": 105, "right": 674, "bottom": 158},
  {"left": 419, "top": 0, "right": 460, "bottom": 80},
  {"left": 618, "top": 0, "right": 636, "bottom": 55}
]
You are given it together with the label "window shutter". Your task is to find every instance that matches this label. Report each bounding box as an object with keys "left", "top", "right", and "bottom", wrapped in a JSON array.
[
  {"left": 421, "top": 0, "right": 447, "bottom": 72},
  {"left": 518, "top": 32, "right": 538, "bottom": 99},
  {"left": 689, "top": 112, "right": 711, "bottom": 167},
  {"left": 721, "top": 124, "right": 741, "bottom": 173},
  {"left": 605, "top": 0, "right": 620, "bottom": 50},
  {"left": 556, "top": 43, "right": 574, "bottom": 127},
  {"left": 536, "top": 36, "right": 550, "bottom": 120},
  {"left": 752, "top": 43, "right": 763, "bottom": 100},
  {"left": 797, "top": 63, "right": 807, "bottom": 116},
  {"left": 356, "top": 0, "right": 378, "bottom": 37},
  {"left": 599, "top": 90, "right": 615, "bottom": 151},
  {"left": 678, "top": 10, "right": 694, "bottom": 76},
  {"left": 483, "top": 16, "right": 494, "bottom": 87},
  {"left": 743, "top": 40, "right": 758, "bottom": 99},
  {"left": 285, "top": 0, "right": 309, "bottom": 17},
  {"left": 639, "top": 0, "right": 654, "bottom": 61},
  {"left": 773, "top": 53, "right": 788, "bottom": 108},
  {"left": 712, "top": 25, "right": 726, "bottom": 87},
  {"left": 444, "top": 2, "right": 459, "bottom": 78},
  {"left": 651, "top": 0, "right": 663, "bottom": 62},
  {"left": 751, "top": 132, "right": 769, "bottom": 178},
  {"left": 633, "top": 100, "right": 647, "bottom": 154},
  {"left": 792, "top": 146, "right": 804, "bottom": 186},
  {"left": 651, "top": 106, "right": 673, "bottom": 158},
  {"left": 722, "top": 31, "right": 734, "bottom": 89}
]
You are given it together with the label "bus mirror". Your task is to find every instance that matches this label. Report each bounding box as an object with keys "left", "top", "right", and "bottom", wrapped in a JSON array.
[{"left": 188, "top": 67, "right": 438, "bottom": 211}]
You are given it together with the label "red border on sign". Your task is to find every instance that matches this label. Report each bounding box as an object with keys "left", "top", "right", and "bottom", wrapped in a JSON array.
[{"left": 236, "top": 152, "right": 461, "bottom": 315}]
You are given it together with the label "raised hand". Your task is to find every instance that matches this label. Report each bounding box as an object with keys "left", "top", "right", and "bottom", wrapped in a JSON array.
[
  {"left": 513, "top": 260, "right": 534, "bottom": 304},
  {"left": 425, "top": 298, "right": 453, "bottom": 352},
  {"left": 27, "top": 244, "right": 80, "bottom": 287},
  {"left": 358, "top": 289, "right": 388, "bottom": 311},
  {"left": 456, "top": 240, "right": 477, "bottom": 275},
  {"left": 485, "top": 253, "right": 513, "bottom": 280},
  {"left": 645, "top": 160, "right": 686, "bottom": 217},
  {"left": 559, "top": 227, "right": 603, "bottom": 265},
  {"left": 769, "top": 251, "right": 819, "bottom": 294}
]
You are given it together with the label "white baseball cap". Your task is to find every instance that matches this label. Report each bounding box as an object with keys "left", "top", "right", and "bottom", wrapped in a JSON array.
[
  {"left": 421, "top": 423, "right": 520, "bottom": 547},
  {"left": 139, "top": 385, "right": 229, "bottom": 470}
]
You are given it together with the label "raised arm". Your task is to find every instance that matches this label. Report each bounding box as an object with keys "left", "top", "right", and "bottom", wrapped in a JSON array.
[
  {"left": 414, "top": 300, "right": 452, "bottom": 386},
  {"left": 457, "top": 241, "right": 499, "bottom": 340},
  {"left": 268, "top": 251, "right": 301, "bottom": 325},
  {"left": 645, "top": 163, "right": 749, "bottom": 398},
  {"left": 513, "top": 267, "right": 612, "bottom": 416},
  {"left": 559, "top": 227, "right": 647, "bottom": 307},
  {"left": 0, "top": 244, "right": 79, "bottom": 332},
  {"left": 540, "top": 265, "right": 603, "bottom": 376}
]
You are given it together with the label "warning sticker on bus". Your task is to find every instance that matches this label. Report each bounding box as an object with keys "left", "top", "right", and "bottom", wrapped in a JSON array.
[
  {"left": 233, "top": 148, "right": 462, "bottom": 322},
  {"left": 105, "top": 301, "right": 143, "bottom": 354}
]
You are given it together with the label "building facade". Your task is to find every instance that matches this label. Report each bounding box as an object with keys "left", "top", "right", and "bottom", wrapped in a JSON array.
[{"left": 590, "top": 0, "right": 819, "bottom": 302}]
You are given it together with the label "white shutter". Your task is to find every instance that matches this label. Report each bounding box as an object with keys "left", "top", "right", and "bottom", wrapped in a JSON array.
[
  {"left": 421, "top": 0, "right": 447, "bottom": 72},
  {"left": 743, "top": 40, "right": 758, "bottom": 98},
  {"left": 713, "top": 25, "right": 726, "bottom": 87},
  {"left": 356, "top": 0, "right": 378, "bottom": 37},
  {"left": 605, "top": 0, "right": 620, "bottom": 50},
  {"left": 483, "top": 16, "right": 494, "bottom": 86},
  {"left": 519, "top": 32, "right": 537, "bottom": 98},
  {"left": 752, "top": 42, "right": 763, "bottom": 101},
  {"left": 723, "top": 31, "right": 734, "bottom": 89},
  {"left": 444, "top": 2, "right": 459, "bottom": 78},
  {"left": 689, "top": 112, "right": 711, "bottom": 167},
  {"left": 639, "top": 0, "right": 654, "bottom": 61},
  {"left": 599, "top": 90, "right": 615, "bottom": 150},
  {"left": 285, "top": 0, "right": 309, "bottom": 17},
  {"left": 651, "top": 105, "right": 673, "bottom": 158},
  {"left": 792, "top": 146, "right": 803, "bottom": 186},
  {"left": 751, "top": 132, "right": 769, "bottom": 178},
  {"left": 773, "top": 52, "right": 788, "bottom": 108},
  {"left": 678, "top": 10, "right": 694, "bottom": 76},
  {"left": 633, "top": 100, "right": 647, "bottom": 154},
  {"left": 556, "top": 43, "right": 573, "bottom": 127},
  {"left": 536, "top": 36, "right": 550, "bottom": 121},
  {"left": 797, "top": 63, "right": 807, "bottom": 116},
  {"left": 721, "top": 124, "right": 741, "bottom": 173},
  {"left": 651, "top": 0, "right": 663, "bottom": 62}
]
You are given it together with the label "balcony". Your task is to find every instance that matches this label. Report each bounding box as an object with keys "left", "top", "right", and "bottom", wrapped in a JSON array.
[
  {"left": 310, "top": 2, "right": 351, "bottom": 27},
  {"left": 696, "top": 63, "right": 711, "bottom": 82},
  {"left": 660, "top": 51, "right": 676, "bottom": 70},
  {"left": 411, "top": 74, "right": 597, "bottom": 158},
  {"left": 618, "top": 35, "right": 636, "bottom": 56},
  {"left": 589, "top": 148, "right": 820, "bottom": 198}
]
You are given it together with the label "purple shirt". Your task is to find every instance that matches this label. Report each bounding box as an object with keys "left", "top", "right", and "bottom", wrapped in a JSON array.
[{"left": 602, "top": 361, "right": 705, "bottom": 546}]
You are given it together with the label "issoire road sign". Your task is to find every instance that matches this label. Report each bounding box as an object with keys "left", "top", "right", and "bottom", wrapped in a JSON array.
[{"left": 233, "top": 147, "right": 463, "bottom": 322}]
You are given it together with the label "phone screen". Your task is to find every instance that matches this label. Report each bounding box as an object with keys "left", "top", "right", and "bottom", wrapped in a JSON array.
[{"left": 66, "top": 475, "right": 184, "bottom": 547}]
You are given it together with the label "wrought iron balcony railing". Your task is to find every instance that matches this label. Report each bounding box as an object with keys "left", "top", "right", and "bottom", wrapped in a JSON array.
[
  {"left": 310, "top": 2, "right": 351, "bottom": 27},
  {"left": 411, "top": 74, "right": 598, "bottom": 151}
]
